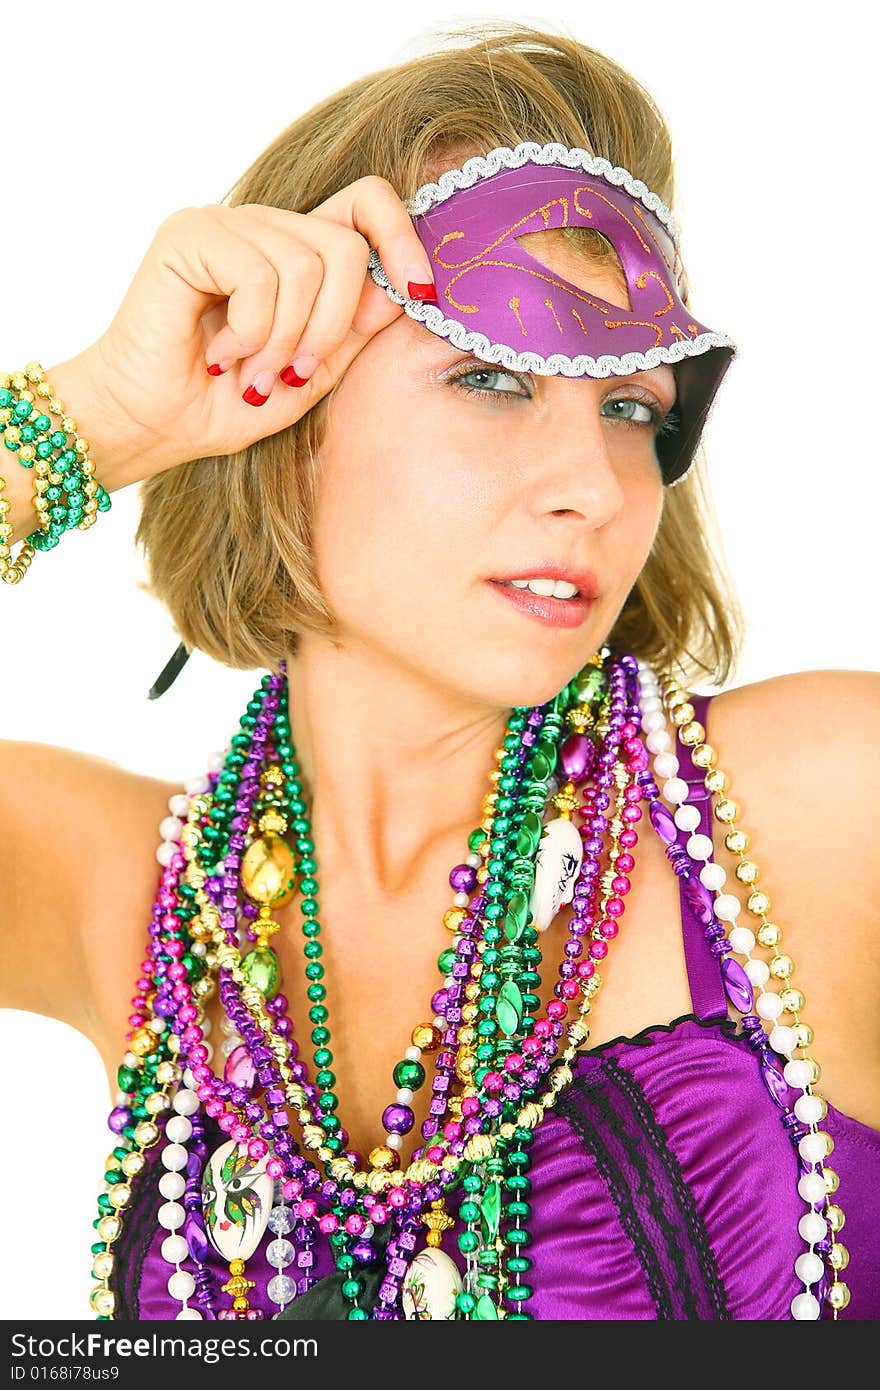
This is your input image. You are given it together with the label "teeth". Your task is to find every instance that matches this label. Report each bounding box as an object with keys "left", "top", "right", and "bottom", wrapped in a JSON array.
[{"left": 507, "top": 577, "right": 580, "bottom": 599}]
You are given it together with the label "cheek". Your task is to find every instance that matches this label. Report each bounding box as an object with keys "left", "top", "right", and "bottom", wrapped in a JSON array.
[
  {"left": 621, "top": 471, "right": 664, "bottom": 565},
  {"left": 312, "top": 424, "right": 496, "bottom": 605}
]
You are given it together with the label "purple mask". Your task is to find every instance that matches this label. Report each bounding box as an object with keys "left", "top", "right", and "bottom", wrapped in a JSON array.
[{"left": 367, "top": 141, "right": 737, "bottom": 487}]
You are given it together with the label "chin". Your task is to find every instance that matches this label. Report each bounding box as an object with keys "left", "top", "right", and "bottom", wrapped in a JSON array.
[{"left": 448, "top": 644, "right": 597, "bottom": 714}]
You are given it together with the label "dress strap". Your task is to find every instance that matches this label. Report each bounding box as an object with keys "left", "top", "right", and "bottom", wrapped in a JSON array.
[{"left": 674, "top": 692, "right": 728, "bottom": 1023}]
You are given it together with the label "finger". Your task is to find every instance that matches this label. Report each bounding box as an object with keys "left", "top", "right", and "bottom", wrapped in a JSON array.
[
  {"left": 155, "top": 207, "right": 287, "bottom": 364},
  {"left": 202, "top": 301, "right": 387, "bottom": 438},
  {"left": 239, "top": 180, "right": 436, "bottom": 302},
  {"left": 211, "top": 222, "right": 377, "bottom": 392},
  {"left": 208, "top": 249, "right": 324, "bottom": 392}
]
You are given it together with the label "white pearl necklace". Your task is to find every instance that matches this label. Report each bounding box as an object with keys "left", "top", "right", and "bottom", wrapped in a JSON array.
[
  {"left": 157, "top": 1082, "right": 202, "bottom": 1319},
  {"left": 637, "top": 660, "right": 840, "bottom": 1320},
  {"left": 154, "top": 766, "right": 301, "bottom": 1319},
  {"left": 155, "top": 769, "right": 220, "bottom": 1319}
]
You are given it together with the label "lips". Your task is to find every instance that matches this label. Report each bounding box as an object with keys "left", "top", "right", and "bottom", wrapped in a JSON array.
[
  {"left": 489, "top": 562, "right": 600, "bottom": 601},
  {"left": 486, "top": 579, "right": 595, "bottom": 629}
]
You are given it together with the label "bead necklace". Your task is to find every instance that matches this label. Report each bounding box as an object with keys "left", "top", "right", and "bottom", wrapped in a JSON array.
[
  {"left": 89, "top": 650, "right": 849, "bottom": 1320},
  {"left": 641, "top": 665, "right": 849, "bottom": 1318},
  {"left": 93, "top": 651, "right": 618, "bottom": 1317}
]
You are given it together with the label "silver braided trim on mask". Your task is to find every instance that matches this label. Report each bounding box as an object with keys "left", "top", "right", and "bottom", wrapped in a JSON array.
[{"left": 403, "top": 141, "right": 683, "bottom": 246}]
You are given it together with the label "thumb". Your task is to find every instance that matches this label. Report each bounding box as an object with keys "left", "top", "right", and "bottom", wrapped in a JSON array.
[{"left": 350, "top": 268, "right": 408, "bottom": 339}]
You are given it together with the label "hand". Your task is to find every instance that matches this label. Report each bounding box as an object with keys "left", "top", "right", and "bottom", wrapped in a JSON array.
[{"left": 82, "top": 178, "right": 436, "bottom": 473}]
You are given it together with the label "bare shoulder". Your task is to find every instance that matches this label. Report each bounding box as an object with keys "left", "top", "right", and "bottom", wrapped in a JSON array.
[
  {"left": 702, "top": 668, "right": 880, "bottom": 1126},
  {"left": 0, "top": 737, "right": 183, "bottom": 1072},
  {"left": 707, "top": 667, "right": 878, "bottom": 868},
  {"left": 709, "top": 666, "right": 879, "bottom": 740},
  {"left": 74, "top": 751, "right": 186, "bottom": 1075}
]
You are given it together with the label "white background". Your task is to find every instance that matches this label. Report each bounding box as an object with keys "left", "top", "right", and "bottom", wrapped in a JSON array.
[{"left": 1, "top": 0, "right": 876, "bottom": 1320}]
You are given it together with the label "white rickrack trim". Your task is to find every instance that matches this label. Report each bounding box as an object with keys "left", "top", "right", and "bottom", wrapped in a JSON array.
[
  {"left": 403, "top": 141, "right": 683, "bottom": 246},
  {"left": 368, "top": 244, "right": 736, "bottom": 386}
]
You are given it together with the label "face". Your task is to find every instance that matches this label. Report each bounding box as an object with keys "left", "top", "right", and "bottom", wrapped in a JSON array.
[{"left": 308, "top": 233, "right": 674, "bottom": 713}]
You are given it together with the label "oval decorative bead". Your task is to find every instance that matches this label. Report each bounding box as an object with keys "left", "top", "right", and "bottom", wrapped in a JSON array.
[
  {"left": 507, "top": 891, "right": 530, "bottom": 929},
  {"left": 536, "top": 739, "right": 557, "bottom": 774},
  {"left": 681, "top": 874, "right": 715, "bottom": 927},
  {"left": 529, "top": 816, "right": 583, "bottom": 932},
  {"left": 649, "top": 799, "right": 677, "bottom": 844},
  {"left": 760, "top": 1054, "right": 792, "bottom": 1109},
  {"left": 516, "top": 812, "right": 544, "bottom": 857},
  {"left": 495, "top": 981, "right": 524, "bottom": 1037},
  {"left": 201, "top": 1140, "right": 274, "bottom": 1262},
  {"left": 240, "top": 946, "right": 281, "bottom": 998},
  {"left": 240, "top": 834, "right": 297, "bottom": 907},
  {"left": 480, "top": 1180, "right": 502, "bottom": 1239},
  {"left": 504, "top": 910, "right": 525, "bottom": 944},
  {"left": 574, "top": 665, "right": 607, "bottom": 703},
  {"left": 559, "top": 731, "right": 595, "bottom": 784},
  {"left": 530, "top": 750, "right": 552, "bottom": 783},
  {"left": 401, "top": 1248, "right": 462, "bottom": 1320},
  {"left": 474, "top": 1293, "right": 500, "bottom": 1320},
  {"left": 183, "top": 1213, "right": 210, "bottom": 1264},
  {"left": 721, "top": 956, "right": 754, "bottom": 1014},
  {"left": 382, "top": 1103, "right": 414, "bottom": 1135},
  {"left": 224, "top": 1044, "right": 256, "bottom": 1092}
]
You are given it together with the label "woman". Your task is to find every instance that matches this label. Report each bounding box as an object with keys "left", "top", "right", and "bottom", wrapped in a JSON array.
[{"left": 1, "top": 26, "right": 877, "bottom": 1321}]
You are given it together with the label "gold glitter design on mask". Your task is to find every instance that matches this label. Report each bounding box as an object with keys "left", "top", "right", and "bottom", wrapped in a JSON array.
[
  {"left": 508, "top": 297, "right": 527, "bottom": 336},
  {"left": 545, "top": 299, "right": 564, "bottom": 332},
  {"left": 635, "top": 270, "right": 675, "bottom": 317},
  {"left": 668, "top": 323, "right": 701, "bottom": 342},
  {"left": 432, "top": 195, "right": 580, "bottom": 269},
  {"left": 630, "top": 202, "right": 675, "bottom": 273},
  {"left": 572, "top": 187, "right": 652, "bottom": 256},
  {"left": 430, "top": 187, "right": 686, "bottom": 338},
  {"left": 604, "top": 318, "right": 665, "bottom": 346},
  {"left": 435, "top": 254, "right": 614, "bottom": 316}
]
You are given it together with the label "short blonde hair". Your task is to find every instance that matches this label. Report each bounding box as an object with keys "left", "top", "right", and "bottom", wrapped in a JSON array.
[{"left": 136, "top": 21, "right": 745, "bottom": 689}]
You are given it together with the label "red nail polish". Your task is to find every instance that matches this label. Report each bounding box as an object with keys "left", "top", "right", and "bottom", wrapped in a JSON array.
[
  {"left": 280, "top": 364, "right": 310, "bottom": 387},
  {"left": 206, "top": 362, "right": 227, "bottom": 376},
  {"left": 407, "top": 281, "right": 437, "bottom": 301},
  {"left": 242, "top": 384, "right": 270, "bottom": 406}
]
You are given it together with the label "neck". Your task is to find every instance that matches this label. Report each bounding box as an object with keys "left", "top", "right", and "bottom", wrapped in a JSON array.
[{"left": 284, "top": 634, "right": 513, "bottom": 897}]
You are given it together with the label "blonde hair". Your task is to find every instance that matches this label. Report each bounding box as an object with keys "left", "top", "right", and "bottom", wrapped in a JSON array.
[{"left": 136, "top": 20, "right": 745, "bottom": 690}]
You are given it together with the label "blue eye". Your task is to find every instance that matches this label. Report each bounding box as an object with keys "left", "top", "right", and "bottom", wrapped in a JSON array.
[
  {"left": 451, "top": 366, "right": 528, "bottom": 403},
  {"left": 450, "top": 365, "right": 679, "bottom": 436}
]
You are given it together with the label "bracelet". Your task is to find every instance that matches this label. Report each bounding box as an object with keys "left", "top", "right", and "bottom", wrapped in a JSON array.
[{"left": 0, "top": 361, "right": 112, "bottom": 585}]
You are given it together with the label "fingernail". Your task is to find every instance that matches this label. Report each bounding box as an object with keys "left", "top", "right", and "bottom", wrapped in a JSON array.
[
  {"left": 242, "top": 369, "right": 276, "bottom": 406},
  {"left": 407, "top": 274, "right": 437, "bottom": 301},
  {"left": 280, "top": 355, "right": 319, "bottom": 387},
  {"left": 207, "top": 356, "right": 236, "bottom": 376}
]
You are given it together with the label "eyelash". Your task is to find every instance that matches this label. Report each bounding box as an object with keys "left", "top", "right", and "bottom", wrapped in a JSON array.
[{"left": 450, "top": 366, "right": 681, "bottom": 437}]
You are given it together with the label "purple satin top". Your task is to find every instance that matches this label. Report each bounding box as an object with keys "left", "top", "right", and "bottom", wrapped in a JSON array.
[{"left": 111, "top": 694, "right": 880, "bottom": 1319}]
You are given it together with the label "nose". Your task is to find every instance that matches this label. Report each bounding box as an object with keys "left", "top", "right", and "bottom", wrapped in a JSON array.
[{"left": 530, "top": 414, "right": 629, "bottom": 530}]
